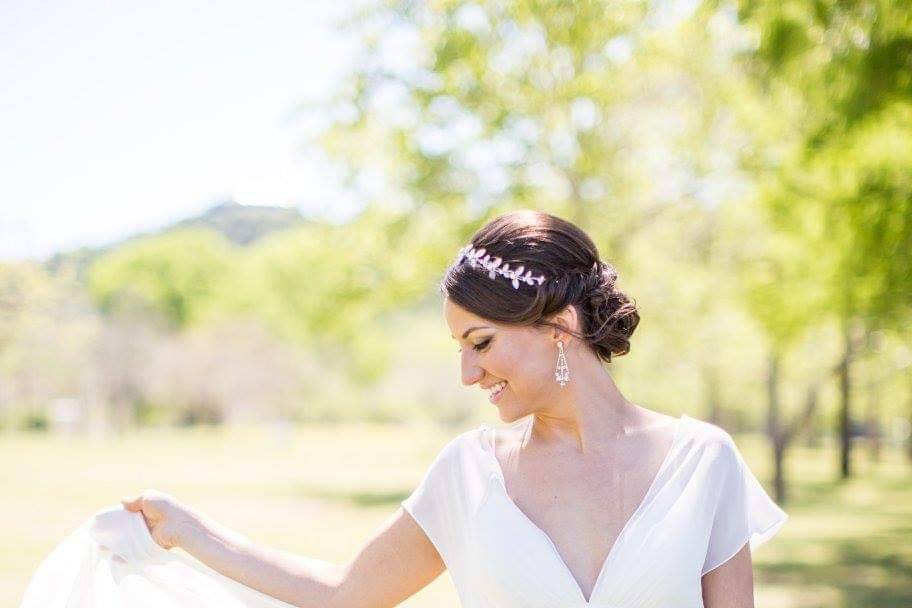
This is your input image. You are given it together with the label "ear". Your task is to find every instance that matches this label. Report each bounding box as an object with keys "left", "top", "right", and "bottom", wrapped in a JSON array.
[{"left": 549, "top": 304, "right": 580, "bottom": 344}]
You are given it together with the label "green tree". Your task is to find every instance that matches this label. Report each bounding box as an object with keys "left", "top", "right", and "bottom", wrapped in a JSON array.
[
  {"left": 730, "top": 0, "right": 912, "bottom": 476},
  {"left": 87, "top": 229, "right": 238, "bottom": 329},
  {"left": 318, "top": 0, "right": 687, "bottom": 238}
]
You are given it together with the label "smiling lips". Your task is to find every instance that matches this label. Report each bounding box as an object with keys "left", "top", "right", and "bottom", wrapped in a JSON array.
[
  {"left": 487, "top": 381, "right": 507, "bottom": 397},
  {"left": 487, "top": 381, "right": 507, "bottom": 402}
]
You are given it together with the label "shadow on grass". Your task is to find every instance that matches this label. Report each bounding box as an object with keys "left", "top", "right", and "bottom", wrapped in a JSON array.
[
  {"left": 760, "top": 464, "right": 912, "bottom": 607},
  {"left": 298, "top": 487, "right": 411, "bottom": 507},
  {"left": 760, "top": 535, "right": 912, "bottom": 607}
]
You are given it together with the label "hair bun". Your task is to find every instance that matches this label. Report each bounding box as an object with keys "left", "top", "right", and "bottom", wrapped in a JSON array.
[{"left": 581, "top": 260, "right": 639, "bottom": 362}]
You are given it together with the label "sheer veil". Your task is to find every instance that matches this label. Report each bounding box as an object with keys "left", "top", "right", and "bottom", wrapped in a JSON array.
[{"left": 19, "top": 505, "right": 296, "bottom": 608}]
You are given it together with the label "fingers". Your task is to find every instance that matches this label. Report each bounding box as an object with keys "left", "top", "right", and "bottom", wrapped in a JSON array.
[{"left": 121, "top": 495, "right": 142, "bottom": 512}]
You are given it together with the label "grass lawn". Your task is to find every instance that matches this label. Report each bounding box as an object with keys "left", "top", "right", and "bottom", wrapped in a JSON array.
[{"left": 1, "top": 422, "right": 909, "bottom": 607}]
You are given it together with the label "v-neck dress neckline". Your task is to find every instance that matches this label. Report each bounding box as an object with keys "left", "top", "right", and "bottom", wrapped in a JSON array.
[
  {"left": 398, "top": 411, "right": 788, "bottom": 607},
  {"left": 483, "top": 414, "right": 689, "bottom": 606}
]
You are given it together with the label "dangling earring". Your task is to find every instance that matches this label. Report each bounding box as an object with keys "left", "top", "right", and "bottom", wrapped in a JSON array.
[{"left": 555, "top": 340, "right": 570, "bottom": 387}]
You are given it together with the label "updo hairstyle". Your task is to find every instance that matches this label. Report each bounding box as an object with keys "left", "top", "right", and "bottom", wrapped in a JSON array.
[{"left": 440, "top": 210, "right": 639, "bottom": 363}]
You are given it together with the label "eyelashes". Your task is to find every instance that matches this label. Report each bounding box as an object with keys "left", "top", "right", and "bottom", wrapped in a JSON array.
[{"left": 457, "top": 338, "right": 492, "bottom": 353}]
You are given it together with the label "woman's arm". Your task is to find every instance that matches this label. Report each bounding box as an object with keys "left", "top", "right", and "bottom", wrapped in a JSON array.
[
  {"left": 701, "top": 542, "right": 755, "bottom": 608},
  {"left": 179, "top": 504, "right": 445, "bottom": 608}
]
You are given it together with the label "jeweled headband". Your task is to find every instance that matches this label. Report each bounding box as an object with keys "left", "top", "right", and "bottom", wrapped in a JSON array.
[{"left": 455, "top": 243, "right": 548, "bottom": 289}]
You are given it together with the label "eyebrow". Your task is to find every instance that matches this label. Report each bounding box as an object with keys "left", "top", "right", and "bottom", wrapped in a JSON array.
[{"left": 452, "top": 326, "right": 491, "bottom": 340}]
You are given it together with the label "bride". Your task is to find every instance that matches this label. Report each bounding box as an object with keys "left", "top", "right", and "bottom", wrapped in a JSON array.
[{"left": 21, "top": 210, "right": 787, "bottom": 608}]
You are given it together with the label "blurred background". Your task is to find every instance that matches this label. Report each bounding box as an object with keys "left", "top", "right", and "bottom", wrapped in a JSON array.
[{"left": 2, "top": 0, "right": 910, "bottom": 606}]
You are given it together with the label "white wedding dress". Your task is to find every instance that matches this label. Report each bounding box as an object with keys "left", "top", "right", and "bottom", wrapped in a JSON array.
[
  {"left": 400, "top": 414, "right": 789, "bottom": 607},
  {"left": 18, "top": 505, "right": 296, "bottom": 607}
]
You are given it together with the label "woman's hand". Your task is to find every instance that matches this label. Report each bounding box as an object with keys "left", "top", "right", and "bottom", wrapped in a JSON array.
[{"left": 121, "top": 489, "right": 196, "bottom": 551}]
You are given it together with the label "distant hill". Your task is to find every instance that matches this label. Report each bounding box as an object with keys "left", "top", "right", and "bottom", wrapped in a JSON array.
[
  {"left": 168, "top": 200, "right": 309, "bottom": 246},
  {"left": 45, "top": 200, "right": 310, "bottom": 279}
]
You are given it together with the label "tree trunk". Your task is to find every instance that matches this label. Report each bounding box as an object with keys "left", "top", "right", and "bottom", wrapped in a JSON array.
[
  {"left": 804, "top": 412, "right": 821, "bottom": 448},
  {"left": 766, "top": 350, "right": 786, "bottom": 503},
  {"left": 864, "top": 354, "right": 883, "bottom": 463},
  {"left": 773, "top": 433, "right": 786, "bottom": 505},
  {"left": 838, "top": 319, "right": 854, "bottom": 479}
]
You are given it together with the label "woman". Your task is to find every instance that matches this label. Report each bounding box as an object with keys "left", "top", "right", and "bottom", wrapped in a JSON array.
[{"left": 26, "top": 210, "right": 787, "bottom": 607}]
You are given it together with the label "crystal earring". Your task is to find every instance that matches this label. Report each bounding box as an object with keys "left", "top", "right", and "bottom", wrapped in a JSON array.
[{"left": 555, "top": 340, "right": 570, "bottom": 387}]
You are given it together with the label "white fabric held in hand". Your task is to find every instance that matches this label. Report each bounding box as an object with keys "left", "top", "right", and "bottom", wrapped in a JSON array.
[{"left": 18, "top": 505, "right": 297, "bottom": 608}]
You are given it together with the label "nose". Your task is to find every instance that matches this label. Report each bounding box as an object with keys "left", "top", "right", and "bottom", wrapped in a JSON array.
[{"left": 461, "top": 353, "right": 484, "bottom": 387}]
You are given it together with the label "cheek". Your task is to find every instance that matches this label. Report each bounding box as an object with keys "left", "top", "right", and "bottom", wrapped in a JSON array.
[
  {"left": 500, "top": 341, "right": 553, "bottom": 387},
  {"left": 528, "top": 349, "right": 556, "bottom": 387}
]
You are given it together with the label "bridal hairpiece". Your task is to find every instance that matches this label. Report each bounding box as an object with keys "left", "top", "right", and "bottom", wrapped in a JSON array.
[{"left": 455, "top": 243, "right": 548, "bottom": 289}]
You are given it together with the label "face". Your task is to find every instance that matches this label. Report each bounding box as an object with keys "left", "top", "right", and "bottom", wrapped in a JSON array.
[{"left": 444, "top": 298, "right": 560, "bottom": 422}]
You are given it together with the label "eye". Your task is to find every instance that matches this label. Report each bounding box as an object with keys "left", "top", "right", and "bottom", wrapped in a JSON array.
[
  {"left": 456, "top": 338, "right": 492, "bottom": 353},
  {"left": 473, "top": 339, "right": 492, "bottom": 352}
]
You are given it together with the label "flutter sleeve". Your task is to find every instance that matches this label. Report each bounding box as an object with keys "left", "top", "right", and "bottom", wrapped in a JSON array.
[
  {"left": 401, "top": 434, "right": 469, "bottom": 571},
  {"left": 701, "top": 432, "right": 789, "bottom": 576}
]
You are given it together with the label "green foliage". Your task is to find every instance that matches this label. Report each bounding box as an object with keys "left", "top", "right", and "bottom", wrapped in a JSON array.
[
  {"left": 737, "top": 0, "right": 912, "bottom": 130},
  {"left": 233, "top": 205, "right": 466, "bottom": 382},
  {"left": 87, "top": 229, "right": 239, "bottom": 329},
  {"left": 320, "top": 0, "right": 655, "bottom": 232},
  {"left": 83, "top": 208, "right": 474, "bottom": 384},
  {"left": 728, "top": 0, "right": 912, "bottom": 341}
]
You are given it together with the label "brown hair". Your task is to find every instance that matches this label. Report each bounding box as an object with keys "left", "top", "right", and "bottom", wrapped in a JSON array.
[{"left": 440, "top": 210, "right": 639, "bottom": 363}]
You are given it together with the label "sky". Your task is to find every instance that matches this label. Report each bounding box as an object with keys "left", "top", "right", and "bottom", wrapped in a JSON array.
[{"left": 0, "top": 0, "right": 360, "bottom": 261}]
